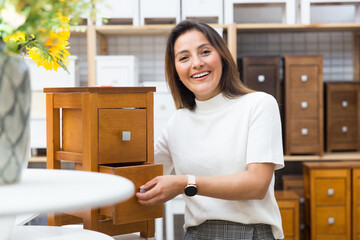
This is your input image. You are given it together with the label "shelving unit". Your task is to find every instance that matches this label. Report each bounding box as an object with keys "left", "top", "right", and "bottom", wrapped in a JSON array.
[{"left": 66, "top": 22, "right": 360, "bottom": 163}]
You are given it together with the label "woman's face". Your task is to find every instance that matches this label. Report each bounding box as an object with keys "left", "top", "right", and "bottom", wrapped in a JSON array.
[{"left": 174, "top": 30, "right": 222, "bottom": 101}]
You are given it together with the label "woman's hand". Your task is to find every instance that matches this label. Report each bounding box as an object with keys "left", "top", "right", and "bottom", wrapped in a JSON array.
[{"left": 136, "top": 175, "right": 187, "bottom": 206}]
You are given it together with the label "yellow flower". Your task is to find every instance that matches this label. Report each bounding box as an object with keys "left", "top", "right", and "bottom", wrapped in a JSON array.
[{"left": 3, "top": 31, "right": 26, "bottom": 43}]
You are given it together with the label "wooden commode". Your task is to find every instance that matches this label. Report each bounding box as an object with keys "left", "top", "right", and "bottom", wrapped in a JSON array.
[
  {"left": 303, "top": 161, "right": 360, "bottom": 240},
  {"left": 284, "top": 55, "right": 323, "bottom": 156},
  {"left": 44, "top": 87, "right": 163, "bottom": 238},
  {"left": 326, "top": 82, "right": 360, "bottom": 152},
  {"left": 275, "top": 190, "right": 300, "bottom": 240}
]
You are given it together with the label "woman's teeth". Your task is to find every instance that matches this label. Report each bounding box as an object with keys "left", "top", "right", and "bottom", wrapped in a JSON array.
[{"left": 192, "top": 71, "right": 210, "bottom": 78}]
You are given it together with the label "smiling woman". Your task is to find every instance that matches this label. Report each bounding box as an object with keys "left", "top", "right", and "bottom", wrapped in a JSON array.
[{"left": 136, "top": 20, "right": 286, "bottom": 240}]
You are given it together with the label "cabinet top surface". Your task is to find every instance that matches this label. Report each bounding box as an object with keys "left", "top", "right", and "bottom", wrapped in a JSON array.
[
  {"left": 43, "top": 87, "right": 156, "bottom": 93},
  {"left": 303, "top": 161, "right": 360, "bottom": 169}
]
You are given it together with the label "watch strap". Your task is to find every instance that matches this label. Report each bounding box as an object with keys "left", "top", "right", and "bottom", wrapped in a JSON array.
[{"left": 188, "top": 175, "right": 196, "bottom": 185}]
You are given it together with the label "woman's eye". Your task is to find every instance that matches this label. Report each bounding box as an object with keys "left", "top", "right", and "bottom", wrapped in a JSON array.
[
  {"left": 179, "top": 56, "right": 188, "bottom": 61},
  {"left": 201, "top": 50, "right": 211, "bottom": 55}
]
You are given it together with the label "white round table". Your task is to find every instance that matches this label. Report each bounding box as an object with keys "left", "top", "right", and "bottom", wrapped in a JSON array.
[
  {"left": 13, "top": 226, "right": 114, "bottom": 240},
  {"left": 0, "top": 169, "right": 135, "bottom": 240}
]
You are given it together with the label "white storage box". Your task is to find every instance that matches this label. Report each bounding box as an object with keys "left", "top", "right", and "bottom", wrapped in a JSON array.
[
  {"left": 300, "top": 0, "right": 360, "bottom": 24},
  {"left": 25, "top": 56, "right": 79, "bottom": 91},
  {"left": 142, "top": 81, "right": 176, "bottom": 142},
  {"left": 96, "top": 0, "right": 140, "bottom": 25},
  {"left": 140, "top": 0, "right": 181, "bottom": 24},
  {"left": 182, "top": 0, "right": 224, "bottom": 24},
  {"left": 224, "top": 0, "right": 296, "bottom": 24},
  {"left": 96, "top": 55, "right": 139, "bottom": 86}
]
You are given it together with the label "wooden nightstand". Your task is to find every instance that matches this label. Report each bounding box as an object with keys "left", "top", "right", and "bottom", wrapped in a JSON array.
[{"left": 44, "top": 87, "right": 163, "bottom": 238}]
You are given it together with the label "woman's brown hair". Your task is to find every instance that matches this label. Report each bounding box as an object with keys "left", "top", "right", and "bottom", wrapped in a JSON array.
[{"left": 165, "top": 20, "right": 253, "bottom": 110}]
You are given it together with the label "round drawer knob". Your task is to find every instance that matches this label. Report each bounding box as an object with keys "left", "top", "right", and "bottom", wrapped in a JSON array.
[
  {"left": 328, "top": 188, "right": 334, "bottom": 196},
  {"left": 301, "top": 75, "right": 308, "bottom": 82},
  {"left": 342, "top": 101, "right": 348, "bottom": 108},
  {"left": 257, "top": 75, "right": 265, "bottom": 82},
  {"left": 160, "top": 105, "right": 166, "bottom": 110},
  {"left": 301, "top": 128, "right": 308, "bottom": 136},
  {"left": 328, "top": 217, "right": 335, "bottom": 225},
  {"left": 301, "top": 101, "right": 308, "bottom": 109},
  {"left": 342, "top": 126, "right": 348, "bottom": 133}
]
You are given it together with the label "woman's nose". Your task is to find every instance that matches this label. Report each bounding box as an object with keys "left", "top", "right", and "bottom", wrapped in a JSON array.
[{"left": 192, "top": 56, "right": 204, "bottom": 69}]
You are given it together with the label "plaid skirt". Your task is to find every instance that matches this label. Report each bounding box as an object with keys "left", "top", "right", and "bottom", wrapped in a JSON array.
[{"left": 183, "top": 220, "right": 279, "bottom": 240}]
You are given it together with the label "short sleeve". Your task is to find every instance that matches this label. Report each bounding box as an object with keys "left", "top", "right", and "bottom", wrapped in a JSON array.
[
  {"left": 154, "top": 122, "right": 174, "bottom": 175},
  {"left": 245, "top": 94, "right": 284, "bottom": 170}
]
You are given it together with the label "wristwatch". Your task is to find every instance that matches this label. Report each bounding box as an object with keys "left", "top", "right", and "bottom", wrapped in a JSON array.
[{"left": 184, "top": 175, "right": 198, "bottom": 197}]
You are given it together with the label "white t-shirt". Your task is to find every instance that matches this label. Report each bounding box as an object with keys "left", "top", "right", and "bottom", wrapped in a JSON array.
[{"left": 155, "top": 91, "right": 285, "bottom": 239}]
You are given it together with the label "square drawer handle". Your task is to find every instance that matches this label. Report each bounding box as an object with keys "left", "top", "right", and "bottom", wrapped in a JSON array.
[
  {"left": 122, "top": 131, "right": 131, "bottom": 141},
  {"left": 301, "top": 101, "right": 308, "bottom": 109},
  {"left": 301, "top": 75, "right": 308, "bottom": 82},
  {"left": 342, "top": 101, "right": 348, "bottom": 108},
  {"left": 301, "top": 128, "right": 308, "bottom": 136},
  {"left": 328, "top": 188, "right": 334, "bottom": 196},
  {"left": 328, "top": 217, "right": 335, "bottom": 225},
  {"left": 342, "top": 126, "right": 348, "bottom": 133},
  {"left": 257, "top": 75, "right": 265, "bottom": 82}
]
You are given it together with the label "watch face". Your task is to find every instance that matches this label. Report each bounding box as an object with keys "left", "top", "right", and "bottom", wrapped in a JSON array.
[{"left": 185, "top": 185, "right": 197, "bottom": 197}]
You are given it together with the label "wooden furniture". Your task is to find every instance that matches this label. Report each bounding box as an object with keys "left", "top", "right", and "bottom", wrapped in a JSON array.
[
  {"left": 275, "top": 190, "right": 300, "bottom": 240},
  {"left": 303, "top": 161, "right": 360, "bottom": 240},
  {"left": 44, "top": 87, "right": 163, "bottom": 238},
  {"left": 242, "top": 56, "right": 281, "bottom": 102},
  {"left": 284, "top": 55, "right": 324, "bottom": 156},
  {"left": 326, "top": 82, "right": 360, "bottom": 152}
]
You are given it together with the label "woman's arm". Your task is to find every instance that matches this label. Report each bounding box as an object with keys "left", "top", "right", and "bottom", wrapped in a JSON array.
[{"left": 136, "top": 162, "right": 275, "bottom": 206}]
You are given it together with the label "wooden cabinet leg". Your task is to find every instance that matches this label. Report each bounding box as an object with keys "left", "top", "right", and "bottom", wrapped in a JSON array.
[{"left": 140, "top": 219, "right": 155, "bottom": 238}]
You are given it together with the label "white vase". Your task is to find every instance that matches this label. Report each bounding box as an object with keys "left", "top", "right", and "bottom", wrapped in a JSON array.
[{"left": 0, "top": 43, "right": 31, "bottom": 185}]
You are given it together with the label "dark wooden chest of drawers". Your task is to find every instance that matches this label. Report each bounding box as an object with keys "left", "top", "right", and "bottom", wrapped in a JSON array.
[
  {"left": 242, "top": 56, "right": 281, "bottom": 101},
  {"left": 284, "top": 56, "right": 323, "bottom": 156},
  {"left": 326, "top": 82, "right": 360, "bottom": 152}
]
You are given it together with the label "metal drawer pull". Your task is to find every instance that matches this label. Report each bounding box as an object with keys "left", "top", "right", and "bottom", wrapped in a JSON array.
[
  {"left": 122, "top": 131, "right": 131, "bottom": 141},
  {"left": 328, "top": 188, "right": 334, "bottom": 196},
  {"left": 301, "top": 101, "right": 308, "bottom": 109},
  {"left": 301, "top": 128, "right": 308, "bottom": 135},
  {"left": 342, "top": 101, "right": 348, "bottom": 108},
  {"left": 328, "top": 217, "right": 335, "bottom": 225},
  {"left": 257, "top": 75, "right": 265, "bottom": 82},
  {"left": 342, "top": 126, "right": 348, "bottom": 133},
  {"left": 301, "top": 75, "right": 308, "bottom": 82}
]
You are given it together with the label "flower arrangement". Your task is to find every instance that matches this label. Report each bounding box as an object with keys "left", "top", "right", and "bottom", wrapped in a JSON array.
[{"left": 0, "top": 0, "right": 98, "bottom": 72}]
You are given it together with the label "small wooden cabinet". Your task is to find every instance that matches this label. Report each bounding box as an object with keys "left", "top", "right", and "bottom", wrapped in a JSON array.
[
  {"left": 44, "top": 87, "right": 163, "bottom": 238},
  {"left": 276, "top": 190, "right": 300, "bottom": 240},
  {"left": 242, "top": 56, "right": 281, "bottom": 102},
  {"left": 303, "top": 162, "right": 360, "bottom": 240},
  {"left": 326, "top": 82, "right": 360, "bottom": 152},
  {"left": 284, "top": 55, "right": 323, "bottom": 156}
]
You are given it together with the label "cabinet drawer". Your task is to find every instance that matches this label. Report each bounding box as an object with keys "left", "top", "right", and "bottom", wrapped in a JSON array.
[
  {"left": 290, "top": 93, "right": 318, "bottom": 117},
  {"left": 99, "top": 163, "right": 163, "bottom": 224},
  {"left": 279, "top": 207, "right": 295, "bottom": 238},
  {"left": 330, "top": 91, "right": 357, "bottom": 117},
  {"left": 290, "top": 119, "right": 319, "bottom": 144},
  {"left": 315, "top": 177, "right": 347, "bottom": 205},
  {"left": 99, "top": 109, "right": 147, "bottom": 164},
  {"left": 289, "top": 65, "right": 319, "bottom": 91},
  {"left": 315, "top": 235, "right": 348, "bottom": 240},
  {"left": 245, "top": 65, "right": 278, "bottom": 97},
  {"left": 329, "top": 117, "right": 358, "bottom": 143},
  {"left": 354, "top": 169, "right": 360, "bottom": 204},
  {"left": 315, "top": 206, "right": 347, "bottom": 234}
]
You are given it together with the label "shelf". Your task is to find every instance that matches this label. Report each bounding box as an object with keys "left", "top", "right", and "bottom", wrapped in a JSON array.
[
  {"left": 235, "top": 23, "right": 360, "bottom": 33},
  {"left": 284, "top": 151, "right": 360, "bottom": 162},
  {"left": 30, "top": 152, "right": 360, "bottom": 163},
  {"left": 94, "top": 24, "right": 226, "bottom": 36}
]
